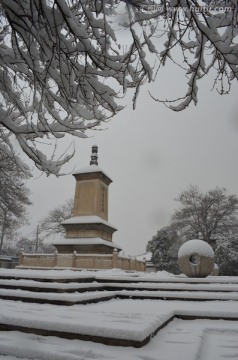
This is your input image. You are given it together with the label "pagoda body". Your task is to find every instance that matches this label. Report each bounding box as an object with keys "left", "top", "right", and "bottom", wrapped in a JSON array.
[{"left": 53, "top": 146, "right": 121, "bottom": 254}]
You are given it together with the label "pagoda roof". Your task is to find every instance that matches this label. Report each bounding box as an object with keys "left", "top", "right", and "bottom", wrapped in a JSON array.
[
  {"left": 73, "top": 165, "right": 110, "bottom": 179},
  {"left": 73, "top": 165, "right": 112, "bottom": 183},
  {"left": 62, "top": 215, "right": 117, "bottom": 231},
  {"left": 53, "top": 237, "right": 122, "bottom": 250}
]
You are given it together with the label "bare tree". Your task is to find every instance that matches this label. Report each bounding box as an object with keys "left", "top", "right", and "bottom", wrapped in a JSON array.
[
  {"left": 4, "top": 235, "right": 55, "bottom": 255},
  {"left": 39, "top": 198, "right": 73, "bottom": 239},
  {"left": 0, "top": 0, "right": 237, "bottom": 174},
  {"left": 172, "top": 185, "right": 238, "bottom": 245}
]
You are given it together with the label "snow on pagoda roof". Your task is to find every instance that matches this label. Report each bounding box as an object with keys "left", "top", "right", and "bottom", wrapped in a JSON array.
[
  {"left": 62, "top": 215, "right": 117, "bottom": 230},
  {"left": 73, "top": 164, "right": 112, "bottom": 180},
  {"left": 53, "top": 237, "right": 122, "bottom": 249}
]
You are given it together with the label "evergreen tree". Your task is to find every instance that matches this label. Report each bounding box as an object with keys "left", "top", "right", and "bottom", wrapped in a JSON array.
[
  {"left": 0, "top": 151, "right": 31, "bottom": 254},
  {"left": 147, "top": 225, "right": 180, "bottom": 274},
  {"left": 215, "top": 233, "right": 238, "bottom": 275}
]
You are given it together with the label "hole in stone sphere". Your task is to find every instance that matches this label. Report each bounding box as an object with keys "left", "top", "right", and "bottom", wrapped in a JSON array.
[{"left": 189, "top": 254, "right": 200, "bottom": 265}]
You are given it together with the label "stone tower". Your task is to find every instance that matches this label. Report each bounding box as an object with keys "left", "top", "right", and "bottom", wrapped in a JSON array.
[{"left": 53, "top": 146, "right": 121, "bottom": 254}]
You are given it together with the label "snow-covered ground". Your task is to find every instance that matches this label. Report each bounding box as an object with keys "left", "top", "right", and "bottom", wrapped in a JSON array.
[{"left": 0, "top": 268, "right": 237, "bottom": 359}]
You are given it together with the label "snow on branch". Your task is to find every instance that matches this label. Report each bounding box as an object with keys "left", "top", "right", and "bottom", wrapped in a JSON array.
[
  {"left": 142, "top": 0, "right": 238, "bottom": 110},
  {"left": 0, "top": 0, "right": 237, "bottom": 174}
]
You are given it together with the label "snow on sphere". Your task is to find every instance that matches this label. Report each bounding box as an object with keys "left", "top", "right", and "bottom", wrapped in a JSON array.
[
  {"left": 178, "top": 239, "right": 214, "bottom": 258},
  {"left": 178, "top": 239, "right": 214, "bottom": 278}
]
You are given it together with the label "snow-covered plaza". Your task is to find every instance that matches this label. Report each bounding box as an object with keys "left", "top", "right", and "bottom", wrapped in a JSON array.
[{"left": 0, "top": 268, "right": 237, "bottom": 359}]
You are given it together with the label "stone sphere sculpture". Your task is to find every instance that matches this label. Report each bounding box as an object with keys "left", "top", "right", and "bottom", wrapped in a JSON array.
[{"left": 178, "top": 239, "right": 214, "bottom": 278}]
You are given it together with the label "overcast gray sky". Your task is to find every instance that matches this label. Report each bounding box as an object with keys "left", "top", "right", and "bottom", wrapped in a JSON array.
[{"left": 23, "top": 68, "right": 238, "bottom": 255}]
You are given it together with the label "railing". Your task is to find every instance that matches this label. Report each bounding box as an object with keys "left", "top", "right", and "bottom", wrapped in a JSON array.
[{"left": 18, "top": 249, "right": 146, "bottom": 271}]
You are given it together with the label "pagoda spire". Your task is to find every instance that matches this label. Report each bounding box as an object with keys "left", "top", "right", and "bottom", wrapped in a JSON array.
[{"left": 90, "top": 145, "right": 98, "bottom": 165}]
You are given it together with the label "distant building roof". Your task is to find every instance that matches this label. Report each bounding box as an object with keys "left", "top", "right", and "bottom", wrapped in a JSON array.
[{"left": 136, "top": 252, "right": 152, "bottom": 262}]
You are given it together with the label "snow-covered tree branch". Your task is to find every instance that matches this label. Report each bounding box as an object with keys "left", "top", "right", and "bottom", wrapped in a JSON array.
[{"left": 0, "top": 0, "right": 237, "bottom": 174}]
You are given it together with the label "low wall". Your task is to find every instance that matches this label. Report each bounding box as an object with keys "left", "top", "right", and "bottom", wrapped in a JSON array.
[
  {"left": 0, "top": 257, "right": 19, "bottom": 269},
  {"left": 18, "top": 249, "right": 146, "bottom": 272}
]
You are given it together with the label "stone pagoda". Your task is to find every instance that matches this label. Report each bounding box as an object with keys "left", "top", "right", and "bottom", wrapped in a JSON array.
[{"left": 53, "top": 146, "right": 122, "bottom": 254}]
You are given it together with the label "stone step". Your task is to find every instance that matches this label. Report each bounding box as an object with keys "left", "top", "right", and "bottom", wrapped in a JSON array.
[
  {"left": 0, "top": 274, "right": 95, "bottom": 283},
  {"left": 0, "top": 311, "right": 237, "bottom": 349},
  {"left": 0, "top": 279, "right": 104, "bottom": 293},
  {"left": 104, "top": 282, "right": 238, "bottom": 292},
  {"left": 118, "top": 290, "right": 238, "bottom": 301},
  {"left": 0, "top": 321, "right": 163, "bottom": 348},
  {"left": 96, "top": 275, "right": 238, "bottom": 284},
  {"left": 1, "top": 278, "right": 238, "bottom": 295},
  {"left": 0, "top": 287, "right": 237, "bottom": 305},
  {"left": 0, "top": 288, "right": 115, "bottom": 305}
]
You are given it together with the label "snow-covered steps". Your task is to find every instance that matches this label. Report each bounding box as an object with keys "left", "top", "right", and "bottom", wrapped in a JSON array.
[
  {"left": 0, "top": 268, "right": 95, "bottom": 283},
  {"left": 105, "top": 281, "right": 238, "bottom": 292},
  {"left": 0, "top": 269, "right": 238, "bottom": 349},
  {"left": 0, "top": 288, "right": 115, "bottom": 305},
  {"left": 0, "top": 269, "right": 238, "bottom": 304},
  {"left": 1, "top": 268, "right": 238, "bottom": 285},
  {"left": 0, "top": 287, "right": 237, "bottom": 305},
  {"left": 0, "top": 278, "right": 104, "bottom": 293},
  {"left": 0, "top": 298, "right": 172, "bottom": 348},
  {"left": 96, "top": 274, "right": 238, "bottom": 284},
  {"left": 1, "top": 278, "right": 238, "bottom": 295},
  {"left": 118, "top": 289, "right": 238, "bottom": 301}
]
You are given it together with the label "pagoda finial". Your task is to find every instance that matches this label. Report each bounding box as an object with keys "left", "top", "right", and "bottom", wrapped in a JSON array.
[{"left": 90, "top": 145, "right": 98, "bottom": 165}]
